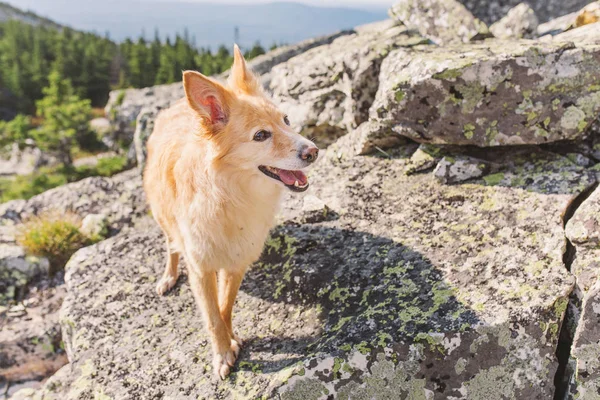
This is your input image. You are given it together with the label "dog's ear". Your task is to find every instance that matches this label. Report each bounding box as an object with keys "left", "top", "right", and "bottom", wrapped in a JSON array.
[
  {"left": 228, "top": 44, "right": 261, "bottom": 95},
  {"left": 183, "top": 71, "right": 229, "bottom": 131}
]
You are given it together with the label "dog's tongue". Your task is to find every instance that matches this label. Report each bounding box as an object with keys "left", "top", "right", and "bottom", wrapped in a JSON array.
[{"left": 278, "top": 169, "right": 308, "bottom": 186}]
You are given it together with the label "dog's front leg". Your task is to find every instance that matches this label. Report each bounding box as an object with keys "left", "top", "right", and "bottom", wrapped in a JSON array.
[
  {"left": 188, "top": 267, "right": 240, "bottom": 379},
  {"left": 218, "top": 269, "right": 245, "bottom": 346}
]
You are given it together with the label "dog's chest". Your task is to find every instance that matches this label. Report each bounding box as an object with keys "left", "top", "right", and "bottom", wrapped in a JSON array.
[{"left": 187, "top": 189, "right": 282, "bottom": 268}]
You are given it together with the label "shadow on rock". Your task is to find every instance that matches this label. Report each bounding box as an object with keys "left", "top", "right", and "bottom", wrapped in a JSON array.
[{"left": 241, "top": 224, "right": 479, "bottom": 372}]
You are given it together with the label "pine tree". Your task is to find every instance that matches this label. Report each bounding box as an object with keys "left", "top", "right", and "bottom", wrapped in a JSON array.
[
  {"left": 245, "top": 41, "right": 266, "bottom": 60},
  {"left": 33, "top": 70, "right": 92, "bottom": 167}
]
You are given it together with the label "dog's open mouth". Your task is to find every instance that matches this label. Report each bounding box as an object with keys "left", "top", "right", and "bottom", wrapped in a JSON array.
[{"left": 258, "top": 166, "right": 309, "bottom": 192}]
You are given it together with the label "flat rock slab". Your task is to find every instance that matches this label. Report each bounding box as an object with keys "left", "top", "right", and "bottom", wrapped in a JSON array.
[
  {"left": 372, "top": 39, "right": 600, "bottom": 146},
  {"left": 32, "top": 138, "right": 589, "bottom": 399}
]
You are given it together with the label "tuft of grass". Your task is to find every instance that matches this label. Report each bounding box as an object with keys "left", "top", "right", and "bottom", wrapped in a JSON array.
[{"left": 16, "top": 213, "right": 103, "bottom": 273}]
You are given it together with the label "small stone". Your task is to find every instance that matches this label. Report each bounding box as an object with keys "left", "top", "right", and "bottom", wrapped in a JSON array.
[
  {"left": 0, "top": 244, "right": 49, "bottom": 277},
  {"left": 80, "top": 213, "right": 108, "bottom": 239},
  {"left": 574, "top": 2, "right": 600, "bottom": 27},
  {"left": 490, "top": 3, "right": 539, "bottom": 39},
  {"left": 434, "top": 156, "right": 490, "bottom": 184},
  {"left": 405, "top": 144, "right": 442, "bottom": 175},
  {"left": 389, "top": 0, "right": 490, "bottom": 45},
  {"left": 7, "top": 385, "right": 39, "bottom": 399}
]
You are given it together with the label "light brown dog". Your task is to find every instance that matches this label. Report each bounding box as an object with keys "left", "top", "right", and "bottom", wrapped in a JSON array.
[{"left": 143, "top": 45, "right": 318, "bottom": 379}]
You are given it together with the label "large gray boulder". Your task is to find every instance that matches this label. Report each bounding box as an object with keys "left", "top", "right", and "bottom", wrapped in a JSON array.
[
  {"left": 132, "top": 104, "right": 173, "bottom": 172},
  {"left": 269, "top": 20, "right": 427, "bottom": 138},
  {"left": 389, "top": 0, "right": 490, "bottom": 45},
  {"left": 105, "top": 83, "right": 184, "bottom": 145},
  {"left": 32, "top": 131, "right": 593, "bottom": 399},
  {"left": 372, "top": 39, "right": 600, "bottom": 146}
]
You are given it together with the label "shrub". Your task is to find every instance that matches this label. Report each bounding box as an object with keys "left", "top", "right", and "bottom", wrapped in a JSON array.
[{"left": 16, "top": 213, "right": 102, "bottom": 273}]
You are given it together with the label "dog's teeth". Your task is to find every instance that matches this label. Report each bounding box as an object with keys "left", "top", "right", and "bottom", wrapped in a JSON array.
[{"left": 294, "top": 180, "right": 299, "bottom": 187}]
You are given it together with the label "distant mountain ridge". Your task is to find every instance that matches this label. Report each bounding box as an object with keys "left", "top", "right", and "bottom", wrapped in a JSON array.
[
  {"left": 0, "top": 0, "right": 387, "bottom": 49},
  {"left": 0, "top": 1, "right": 62, "bottom": 29}
]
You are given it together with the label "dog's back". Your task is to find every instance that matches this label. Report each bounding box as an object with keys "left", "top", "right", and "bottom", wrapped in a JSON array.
[{"left": 144, "top": 99, "right": 195, "bottom": 252}]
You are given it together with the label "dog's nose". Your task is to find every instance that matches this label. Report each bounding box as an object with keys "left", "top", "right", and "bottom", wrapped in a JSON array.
[{"left": 300, "top": 145, "right": 319, "bottom": 163}]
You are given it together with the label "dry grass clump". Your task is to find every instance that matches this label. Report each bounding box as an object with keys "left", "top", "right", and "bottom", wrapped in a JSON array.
[{"left": 16, "top": 212, "right": 102, "bottom": 273}]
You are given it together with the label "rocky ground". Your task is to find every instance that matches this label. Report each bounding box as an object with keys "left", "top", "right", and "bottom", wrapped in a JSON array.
[{"left": 2, "top": 0, "right": 600, "bottom": 399}]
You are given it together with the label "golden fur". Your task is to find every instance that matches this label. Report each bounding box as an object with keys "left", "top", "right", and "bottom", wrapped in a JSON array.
[{"left": 143, "top": 45, "right": 317, "bottom": 379}]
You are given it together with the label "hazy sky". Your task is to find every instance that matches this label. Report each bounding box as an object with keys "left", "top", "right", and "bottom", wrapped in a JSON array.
[
  {"left": 141, "top": 0, "right": 391, "bottom": 9},
  {"left": 7, "top": 0, "right": 393, "bottom": 12}
]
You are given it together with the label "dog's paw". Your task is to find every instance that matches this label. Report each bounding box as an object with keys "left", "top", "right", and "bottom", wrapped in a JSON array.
[
  {"left": 213, "top": 339, "right": 241, "bottom": 380},
  {"left": 155, "top": 274, "right": 178, "bottom": 296}
]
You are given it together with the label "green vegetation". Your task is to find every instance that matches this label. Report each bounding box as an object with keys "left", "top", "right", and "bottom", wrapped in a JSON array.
[
  {"left": 17, "top": 213, "right": 104, "bottom": 272},
  {"left": 0, "top": 19, "right": 269, "bottom": 115},
  {"left": 0, "top": 15, "right": 270, "bottom": 202},
  {"left": 33, "top": 70, "right": 92, "bottom": 166},
  {"left": 0, "top": 114, "right": 32, "bottom": 147},
  {"left": 0, "top": 155, "right": 129, "bottom": 202}
]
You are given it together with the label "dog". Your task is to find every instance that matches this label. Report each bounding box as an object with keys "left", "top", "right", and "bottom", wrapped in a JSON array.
[{"left": 143, "top": 45, "right": 319, "bottom": 379}]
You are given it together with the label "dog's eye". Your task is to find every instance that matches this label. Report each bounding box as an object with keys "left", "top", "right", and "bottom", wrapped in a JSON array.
[
  {"left": 253, "top": 130, "right": 271, "bottom": 142},
  {"left": 283, "top": 115, "right": 290, "bottom": 126}
]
